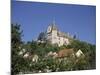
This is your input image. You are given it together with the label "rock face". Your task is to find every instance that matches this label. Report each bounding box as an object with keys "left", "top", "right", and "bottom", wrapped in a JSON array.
[{"left": 57, "top": 48, "right": 75, "bottom": 58}]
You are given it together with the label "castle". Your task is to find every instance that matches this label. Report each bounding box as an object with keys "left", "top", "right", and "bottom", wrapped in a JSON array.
[{"left": 38, "top": 20, "right": 73, "bottom": 46}]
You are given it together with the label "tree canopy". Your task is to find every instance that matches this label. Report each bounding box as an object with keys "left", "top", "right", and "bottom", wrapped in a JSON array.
[{"left": 11, "top": 23, "right": 96, "bottom": 74}]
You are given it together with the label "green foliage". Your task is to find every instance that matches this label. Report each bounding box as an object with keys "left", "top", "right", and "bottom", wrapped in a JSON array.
[
  {"left": 66, "top": 40, "right": 95, "bottom": 53},
  {"left": 66, "top": 39, "right": 96, "bottom": 69},
  {"left": 11, "top": 23, "right": 22, "bottom": 74},
  {"left": 11, "top": 24, "right": 30, "bottom": 75},
  {"left": 11, "top": 23, "right": 96, "bottom": 74}
]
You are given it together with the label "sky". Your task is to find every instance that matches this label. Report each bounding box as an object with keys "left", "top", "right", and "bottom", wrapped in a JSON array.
[{"left": 11, "top": 1, "right": 96, "bottom": 44}]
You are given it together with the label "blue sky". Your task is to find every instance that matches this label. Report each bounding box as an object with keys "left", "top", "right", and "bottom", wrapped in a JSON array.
[{"left": 11, "top": 1, "right": 96, "bottom": 44}]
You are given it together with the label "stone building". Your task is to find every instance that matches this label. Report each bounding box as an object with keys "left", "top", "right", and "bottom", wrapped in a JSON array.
[
  {"left": 37, "top": 20, "right": 73, "bottom": 46},
  {"left": 45, "top": 21, "right": 73, "bottom": 46}
]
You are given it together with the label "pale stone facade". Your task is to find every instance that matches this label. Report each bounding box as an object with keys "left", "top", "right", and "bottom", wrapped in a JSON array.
[
  {"left": 76, "top": 49, "right": 85, "bottom": 58},
  {"left": 46, "top": 21, "right": 72, "bottom": 46}
]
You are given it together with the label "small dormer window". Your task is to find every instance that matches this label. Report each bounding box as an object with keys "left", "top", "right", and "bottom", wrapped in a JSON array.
[{"left": 47, "top": 25, "right": 52, "bottom": 33}]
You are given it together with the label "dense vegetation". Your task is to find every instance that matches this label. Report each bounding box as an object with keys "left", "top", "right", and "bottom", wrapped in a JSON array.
[{"left": 11, "top": 24, "right": 96, "bottom": 75}]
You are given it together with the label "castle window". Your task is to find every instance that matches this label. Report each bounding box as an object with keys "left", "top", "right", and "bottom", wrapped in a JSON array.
[{"left": 58, "top": 37, "right": 60, "bottom": 40}]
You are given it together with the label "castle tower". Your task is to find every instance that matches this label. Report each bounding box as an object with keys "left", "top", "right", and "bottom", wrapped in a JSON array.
[
  {"left": 45, "top": 19, "right": 71, "bottom": 46},
  {"left": 46, "top": 19, "right": 59, "bottom": 45},
  {"left": 47, "top": 19, "right": 58, "bottom": 33}
]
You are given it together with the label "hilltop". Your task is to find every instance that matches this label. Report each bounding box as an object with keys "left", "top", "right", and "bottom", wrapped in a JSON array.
[{"left": 11, "top": 23, "right": 96, "bottom": 74}]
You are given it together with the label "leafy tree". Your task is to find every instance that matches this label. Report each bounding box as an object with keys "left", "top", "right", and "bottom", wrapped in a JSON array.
[
  {"left": 11, "top": 23, "right": 29, "bottom": 75},
  {"left": 66, "top": 39, "right": 96, "bottom": 70},
  {"left": 73, "top": 34, "right": 76, "bottom": 39},
  {"left": 11, "top": 23, "right": 96, "bottom": 74},
  {"left": 38, "top": 32, "right": 46, "bottom": 41}
]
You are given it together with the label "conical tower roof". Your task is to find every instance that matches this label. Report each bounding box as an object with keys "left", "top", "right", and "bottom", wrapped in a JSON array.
[{"left": 51, "top": 19, "right": 58, "bottom": 30}]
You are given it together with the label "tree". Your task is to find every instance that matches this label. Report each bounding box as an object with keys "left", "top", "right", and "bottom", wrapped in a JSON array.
[
  {"left": 73, "top": 34, "right": 76, "bottom": 39},
  {"left": 38, "top": 32, "right": 46, "bottom": 41},
  {"left": 11, "top": 23, "right": 96, "bottom": 74},
  {"left": 11, "top": 23, "right": 26, "bottom": 75},
  {"left": 66, "top": 39, "right": 96, "bottom": 70}
]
